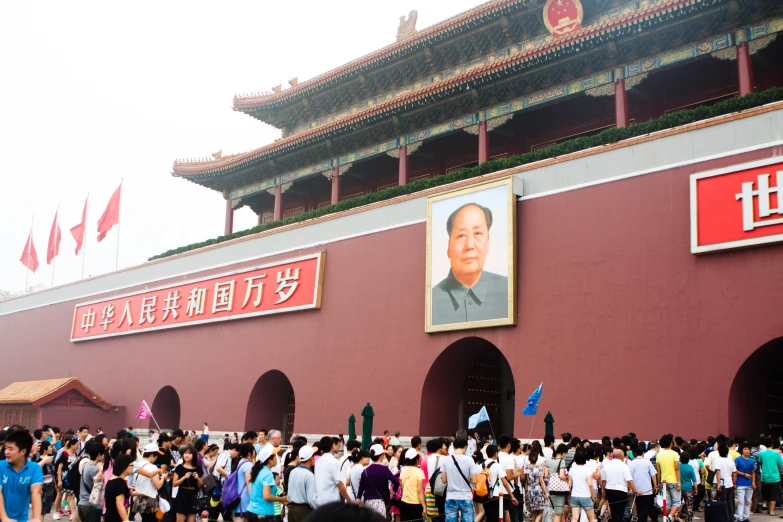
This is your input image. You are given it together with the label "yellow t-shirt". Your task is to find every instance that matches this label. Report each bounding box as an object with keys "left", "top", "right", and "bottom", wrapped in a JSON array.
[
  {"left": 729, "top": 449, "right": 740, "bottom": 460},
  {"left": 658, "top": 449, "right": 680, "bottom": 484},
  {"left": 400, "top": 466, "right": 425, "bottom": 505}
]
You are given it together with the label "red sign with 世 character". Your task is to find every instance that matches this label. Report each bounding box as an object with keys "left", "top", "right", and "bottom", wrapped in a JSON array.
[
  {"left": 691, "top": 158, "right": 783, "bottom": 254},
  {"left": 71, "top": 252, "right": 325, "bottom": 342}
]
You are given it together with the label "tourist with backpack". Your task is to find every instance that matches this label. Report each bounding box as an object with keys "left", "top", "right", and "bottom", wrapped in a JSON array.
[
  {"left": 424, "top": 438, "right": 448, "bottom": 521},
  {"left": 440, "top": 438, "right": 476, "bottom": 522},
  {"left": 481, "top": 445, "right": 505, "bottom": 522},
  {"left": 223, "top": 443, "right": 256, "bottom": 522},
  {"left": 55, "top": 439, "right": 80, "bottom": 522}
]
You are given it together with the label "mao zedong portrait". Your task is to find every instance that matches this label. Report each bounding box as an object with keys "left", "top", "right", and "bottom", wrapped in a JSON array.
[{"left": 431, "top": 203, "right": 508, "bottom": 326}]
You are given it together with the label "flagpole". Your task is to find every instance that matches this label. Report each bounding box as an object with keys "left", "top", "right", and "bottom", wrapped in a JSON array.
[
  {"left": 115, "top": 179, "right": 123, "bottom": 271},
  {"left": 527, "top": 414, "right": 537, "bottom": 443},
  {"left": 81, "top": 193, "right": 89, "bottom": 279},
  {"left": 51, "top": 205, "right": 59, "bottom": 288},
  {"left": 25, "top": 215, "right": 34, "bottom": 293}
]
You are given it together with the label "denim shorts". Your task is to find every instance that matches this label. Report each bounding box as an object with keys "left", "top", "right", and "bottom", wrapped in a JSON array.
[
  {"left": 570, "top": 497, "right": 594, "bottom": 509},
  {"left": 665, "top": 483, "right": 682, "bottom": 506}
]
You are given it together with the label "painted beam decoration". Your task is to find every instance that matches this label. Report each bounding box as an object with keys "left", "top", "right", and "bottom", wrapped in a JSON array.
[
  {"left": 71, "top": 253, "right": 325, "bottom": 341},
  {"left": 691, "top": 158, "right": 783, "bottom": 254}
]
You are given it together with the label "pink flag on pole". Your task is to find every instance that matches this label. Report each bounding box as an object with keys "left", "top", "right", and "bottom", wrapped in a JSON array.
[{"left": 136, "top": 400, "right": 152, "bottom": 420}]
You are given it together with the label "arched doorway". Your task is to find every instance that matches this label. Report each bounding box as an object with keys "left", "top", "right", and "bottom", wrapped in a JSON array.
[
  {"left": 419, "top": 337, "right": 515, "bottom": 437},
  {"left": 729, "top": 337, "right": 783, "bottom": 437},
  {"left": 245, "top": 371, "right": 295, "bottom": 443},
  {"left": 150, "top": 386, "right": 181, "bottom": 430}
]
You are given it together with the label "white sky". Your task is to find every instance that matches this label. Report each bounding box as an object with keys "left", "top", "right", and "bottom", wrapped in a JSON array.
[{"left": 0, "top": 0, "right": 481, "bottom": 293}]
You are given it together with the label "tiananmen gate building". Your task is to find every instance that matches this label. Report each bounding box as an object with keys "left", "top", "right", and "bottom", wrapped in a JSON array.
[{"left": 2, "top": 0, "right": 783, "bottom": 441}]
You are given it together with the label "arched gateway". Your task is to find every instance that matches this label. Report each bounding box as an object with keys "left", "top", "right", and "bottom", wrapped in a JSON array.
[
  {"left": 420, "top": 337, "right": 515, "bottom": 437},
  {"left": 245, "top": 370, "right": 295, "bottom": 442},
  {"left": 150, "top": 386, "right": 181, "bottom": 430},
  {"left": 729, "top": 337, "right": 783, "bottom": 437}
]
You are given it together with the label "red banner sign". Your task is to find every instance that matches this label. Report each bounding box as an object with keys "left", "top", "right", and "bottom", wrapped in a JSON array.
[
  {"left": 71, "top": 252, "right": 325, "bottom": 342},
  {"left": 691, "top": 158, "right": 783, "bottom": 254}
]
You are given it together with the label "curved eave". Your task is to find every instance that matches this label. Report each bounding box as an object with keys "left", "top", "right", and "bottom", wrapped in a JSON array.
[
  {"left": 173, "top": 0, "right": 714, "bottom": 180},
  {"left": 231, "top": 0, "right": 532, "bottom": 112}
]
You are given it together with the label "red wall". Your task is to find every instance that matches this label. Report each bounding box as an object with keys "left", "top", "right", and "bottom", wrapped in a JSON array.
[{"left": 2, "top": 146, "right": 783, "bottom": 441}]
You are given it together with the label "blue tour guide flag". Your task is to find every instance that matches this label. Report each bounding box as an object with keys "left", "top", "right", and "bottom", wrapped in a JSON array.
[
  {"left": 522, "top": 382, "right": 544, "bottom": 416},
  {"left": 468, "top": 405, "right": 490, "bottom": 429}
]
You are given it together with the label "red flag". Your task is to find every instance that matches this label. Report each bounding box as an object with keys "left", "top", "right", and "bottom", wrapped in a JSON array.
[
  {"left": 70, "top": 198, "right": 88, "bottom": 255},
  {"left": 20, "top": 230, "right": 39, "bottom": 273},
  {"left": 97, "top": 184, "right": 121, "bottom": 242},
  {"left": 47, "top": 210, "right": 62, "bottom": 265}
]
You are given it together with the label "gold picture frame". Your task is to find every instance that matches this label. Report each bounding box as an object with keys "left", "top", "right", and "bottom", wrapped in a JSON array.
[{"left": 425, "top": 178, "right": 517, "bottom": 333}]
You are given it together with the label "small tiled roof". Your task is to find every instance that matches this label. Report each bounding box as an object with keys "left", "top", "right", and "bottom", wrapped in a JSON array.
[
  {"left": 173, "top": 0, "right": 694, "bottom": 179},
  {"left": 232, "top": 0, "right": 529, "bottom": 111},
  {"left": 0, "top": 378, "right": 112, "bottom": 409}
]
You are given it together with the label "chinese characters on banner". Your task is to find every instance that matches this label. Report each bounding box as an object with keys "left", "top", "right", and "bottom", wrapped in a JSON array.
[
  {"left": 691, "top": 158, "right": 783, "bottom": 254},
  {"left": 71, "top": 252, "right": 325, "bottom": 341}
]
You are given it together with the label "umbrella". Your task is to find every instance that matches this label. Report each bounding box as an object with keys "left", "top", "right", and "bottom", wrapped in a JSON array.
[
  {"left": 348, "top": 414, "right": 357, "bottom": 441},
  {"left": 361, "top": 402, "right": 375, "bottom": 451},
  {"left": 544, "top": 411, "right": 555, "bottom": 437}
]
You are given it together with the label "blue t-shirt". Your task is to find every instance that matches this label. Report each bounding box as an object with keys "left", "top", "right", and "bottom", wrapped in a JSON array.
[
  {"left": 735, "top": 456, "right": 756, "bottom": 488},
  {"left": 0, "top": 460, "right": 44, "bottom": 522},
  {"left": 236, "top": 460, "right": 253, "bottom": 513},
  {"left": 680, "top": 462, "right": 697, "bottom": 492},
  {"left": 247, "top": 466, "right": 276, "bottom": 516}
]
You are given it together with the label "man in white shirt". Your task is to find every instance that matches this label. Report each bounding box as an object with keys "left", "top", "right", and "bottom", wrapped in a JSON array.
[
  {"left": 339, "top": 440, "right": 362, "bottom": 491},
  {"left": 389, "top": 432, "right": 401, "bottom": 446},
  {"left": 643, "top": 441, "right": 659, "bottom": 461},
  {"left": 313, "top": 436, "right": 354, "bottom": 507},
  {"left": 713, "top": 445, "right": 737, "bottom": 517},
  {"left": 543, "top": 434, "right": 555, "bottom": 460},
  {"left": 214, "top": 443, "right": 236, "bottom": 482},
  {"left": 468, "top": 433, "right": 478, "bottom": 457},
  {"left": 485, "top": 443, "right": 518, "bottom": 522},
  {"left": 601, "top": 449, "right": 641, "bottom": 522}
]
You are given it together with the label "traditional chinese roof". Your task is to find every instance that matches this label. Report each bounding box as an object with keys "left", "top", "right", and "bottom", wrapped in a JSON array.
[
  {"left": 232, "top": 0, "right": 534, "bottom": 118},
  {"left": 0, "top": 377, "right": 113, "bottom": 410},
  {"left": 173, "top": 0, "right": 717, "bottom": 183}
]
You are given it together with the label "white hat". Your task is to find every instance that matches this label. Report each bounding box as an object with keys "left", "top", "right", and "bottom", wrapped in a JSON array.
[
  {"left": 370, "top": 444, "right": 385, "bottom": 457},
  {"left": 404, "top": 448, "right": 419, "bottom": 460},
  {"left": 144, "top": 443, "right": 159, "bottom": 454},
  {"left": 298, "top": 446, "right": 315, "bottom": 461},
  {"left": 258, "top": 445, "right": 280, "bottom": 464}
]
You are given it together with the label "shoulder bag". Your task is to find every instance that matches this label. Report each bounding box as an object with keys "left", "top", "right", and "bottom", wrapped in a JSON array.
[{"left": 547, "top": 459, "right": 570, "bottom": 493}]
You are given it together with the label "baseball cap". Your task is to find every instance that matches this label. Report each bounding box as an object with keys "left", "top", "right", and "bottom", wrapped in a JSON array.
[
  {"left": 258, "top": 445, "right": 280, "bottom": 463},
  {"left": 144, "top": 443, "right": 159, "bottom": 454},
  {"left": 404, "top": 448, "right": 419, "bottom": 460},
  {"left": 370, "top": 444, "right": 385, "bottom": 457},
  {"left": 298, "top": 446, "right": 315, "bottom": 461}
]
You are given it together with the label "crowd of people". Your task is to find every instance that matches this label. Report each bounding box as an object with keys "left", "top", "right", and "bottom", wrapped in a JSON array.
[{"left": 1, "top": 424, "right": 783, "bottom": 522}]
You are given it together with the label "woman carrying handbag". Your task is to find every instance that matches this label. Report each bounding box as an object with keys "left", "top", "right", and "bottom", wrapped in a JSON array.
[
  {"left": 133, "top": 443, "right": 167, "bottom": 522},
  {"left": 546, "top": 444, "right": 572, "bottom": 522}
]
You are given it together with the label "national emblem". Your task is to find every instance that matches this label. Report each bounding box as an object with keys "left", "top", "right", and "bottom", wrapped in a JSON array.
[{"left": 543, "top": 0, "right": 584, "bottom": 37}]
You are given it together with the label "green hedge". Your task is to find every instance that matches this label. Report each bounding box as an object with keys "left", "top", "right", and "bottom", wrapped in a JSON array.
[{"left": 150, "top": 87, "right": 783, "bottom": 261}]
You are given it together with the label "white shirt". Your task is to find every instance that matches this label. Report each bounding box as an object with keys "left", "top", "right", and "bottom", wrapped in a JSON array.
[
  {"left": 712, "top": 456, "right": 737, "bottom": 488},
  {"left": 468, "top": 438, "right": 477, "bottom": 456},
  {"left": 643, "top": 449, "right": 658, "bottom": 460},
  {"left": 203, "top": 427, "right": 209, "bottom": 436},
  {"left": 543, "top": 447, "right": 553, "bottom": 460},
  {"left": 585, "top": 459, "right": 600, "bottom": 490},
  {"left": 601, "top": 459, "right": 633, "bottom": 492},
  {"left": 705, "top": 449, "right": 721, "bottom": 471},
  {"left": 348, "top": 464, "right": 365, "bottom": 500},
  {"left": 570, "top": 464, "right": 593, "bottom": 498},
  {"left": 494, "top": 452, "right": 513, "bottom": 496},
  {"left": 513, "top": 454, "right": 526, "bottom": 487},
  {"left": 441, "top": 454, "right": 474, "bottom": 501},
  {"left": 426, "top": 454, "right": 443, "bottom": 480},
  {"left": 314, "top": 453, "right": 342, "bottom": 506},
  {"left": 339, "top": 456, "right": 353, "bottom": 490},
  {"left": 134, "top": 462, "right": 160, "bottom": 499},
  {"left": 214, "top": 451, "right": 232, "bottom": 478},
  {"left": 484, "top": 459, "right": 502, "bottom": 496}
]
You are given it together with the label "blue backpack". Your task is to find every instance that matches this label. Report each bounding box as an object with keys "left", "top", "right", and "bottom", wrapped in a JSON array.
[{"left": 220, "top": 460, "right": 247, "bottom": 513}]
